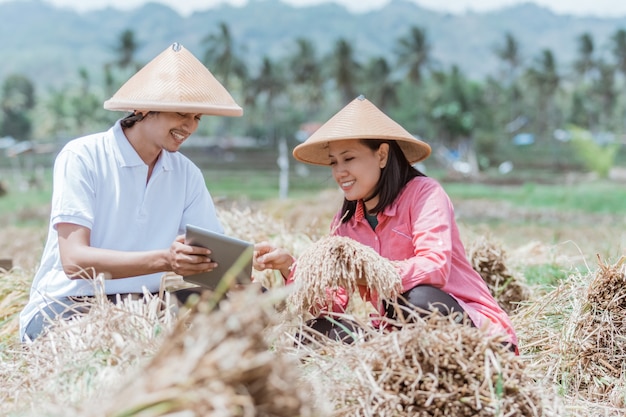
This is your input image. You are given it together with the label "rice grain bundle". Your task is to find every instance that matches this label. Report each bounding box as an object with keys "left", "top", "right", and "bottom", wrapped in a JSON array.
[
  {"left": 91, "top": 287, "right": 318, "bottom": 417},
  {"left": 564, "top": 256, "right": 626, "bottom": 404},
  {"left": 468, "top": 235, "right": 530, "bottom": 314},
  {"left": 289, "top": 235, "right": 402, "bottom": 316},
  {"left": 313, "top": 314, "right": 556, "bottom": 417}
]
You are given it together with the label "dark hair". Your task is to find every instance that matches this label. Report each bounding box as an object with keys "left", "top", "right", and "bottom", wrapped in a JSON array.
[
  {"left": 120, "top": 111, "right": 155, "bottom": 128},
  {"left": 340, "top": 139, "right": 426, "bottom": 223}
]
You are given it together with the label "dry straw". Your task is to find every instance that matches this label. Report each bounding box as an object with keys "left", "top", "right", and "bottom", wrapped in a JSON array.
[
  {"left": 288, "top": 235, "right": 403, "bottom": 316},
  {"left": 467, "top": 235, "right": 531, "bottom": 314},
  {"left": 89, "top": 286, "right": 320, "bottom": 417},
  {"left": 514, "top": 255, "right": 626, "bottom": 411},
  {"left": 0, "top": 276, "right": 176, "bottom": 416},
  {"left": 305, "top": 313, "right": 561, "bottom": 417}
]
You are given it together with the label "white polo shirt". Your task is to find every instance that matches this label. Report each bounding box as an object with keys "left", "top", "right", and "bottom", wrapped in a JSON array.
[{"left": 19, "top": 121, "right": 223, "bottom": 338}]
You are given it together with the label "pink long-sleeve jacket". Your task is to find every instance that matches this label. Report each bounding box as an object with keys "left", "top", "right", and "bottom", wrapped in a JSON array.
[{"left": 324, "top": 176, "right": 517, "bottom": 346}]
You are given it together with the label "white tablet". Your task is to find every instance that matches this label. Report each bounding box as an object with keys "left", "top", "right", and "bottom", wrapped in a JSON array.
[{"left": 183, "top": 224, "right": 254, "bottom": 290}]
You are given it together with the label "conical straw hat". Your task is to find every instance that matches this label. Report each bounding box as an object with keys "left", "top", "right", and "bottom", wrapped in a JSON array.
[
  {"left": 104, "top": 43, "right": 243, "bottom": 116},
  {"left": 293, "top": 95, "right": 430, "bottom": 166}
]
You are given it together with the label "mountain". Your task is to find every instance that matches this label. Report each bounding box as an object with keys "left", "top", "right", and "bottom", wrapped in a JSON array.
[{"left": 2, "top": 0, "right": 626, "bottom": 91}]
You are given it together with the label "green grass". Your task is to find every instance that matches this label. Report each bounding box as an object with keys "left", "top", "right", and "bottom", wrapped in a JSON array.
[
  {"left": 441, "top": 180, "right": 626, "bottom": 214},
  {"left": 520, "top": 263, "right": 572, "bottom": 288},
  {"left": 204, "top": 167, "right": 334, "bottom": 200}
]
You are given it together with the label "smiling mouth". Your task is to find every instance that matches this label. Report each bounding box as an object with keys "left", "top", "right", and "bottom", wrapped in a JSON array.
[
  {"left": 171, "top": 129, "right": 188, "bottom": 142},
  {"left": 341, "top": 180, "right": 355, "bottom": 189}
]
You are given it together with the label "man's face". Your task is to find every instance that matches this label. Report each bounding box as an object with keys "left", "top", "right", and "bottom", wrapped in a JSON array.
[{"left": 143, "top": 111, "right": 203, "bottom": 153}]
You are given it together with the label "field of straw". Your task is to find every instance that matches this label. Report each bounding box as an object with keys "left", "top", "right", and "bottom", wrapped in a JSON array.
[{"left": 1, "top": 187, "right": 626, "bottom": 416}]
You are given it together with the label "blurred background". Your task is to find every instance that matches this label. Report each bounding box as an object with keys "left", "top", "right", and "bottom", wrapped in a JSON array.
[{"left": 1, "top": 0, "right": 626, "bottom": 271}]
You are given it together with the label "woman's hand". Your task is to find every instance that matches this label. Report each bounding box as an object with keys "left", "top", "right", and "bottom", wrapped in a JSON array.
[{"left": 253, "top": 241, "right": 294, "bottom": 279}]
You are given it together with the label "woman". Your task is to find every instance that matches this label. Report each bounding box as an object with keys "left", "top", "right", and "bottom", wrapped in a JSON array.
[{"left": 254, "top": 95, "right": 518, "bottom": 352}]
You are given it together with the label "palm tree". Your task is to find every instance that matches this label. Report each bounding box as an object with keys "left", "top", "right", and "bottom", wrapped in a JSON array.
[
  {"left": 610, "top": 29, "right": 626, "bottom": 132},
  {"left": 525, "top": 49, "right": 561, "bottom": 138},
  {"left": 573, "top": 32, "right": 596, "bottom": 82},
  {"left": 493, "top": 32, "right": 524, "bottom": 126},
  {"left": 113, "top": 29, "right": 141, "bottom": 71},
  {"left": 329, "top": 38, "right": 360, "bottom": 104},
  {"left": 362, "top": 56, "right": 398, "bottom": 112},
  {"left": 395, "top": 25, "right": 431, "bottom": 86},
  {"left": 611, "top": 29, "right": 626, "bottom": 79},
  {"left": 592, "top": 60, "right": 617, "bottom": 130},
  {"left": 288, "top": 37, "right": 324, "bottom": 116},
  {"left": 202, "top": 21, "right": 248, "bottom": 92},
  {"left": 493, "top": 31, "right": 523, "bottom": 82},
  {"left": 247, "top": 56, "right": 287, "bottom": 146},
  {"left": 104, "top": 29, "right": 142, "bottom": 97}
]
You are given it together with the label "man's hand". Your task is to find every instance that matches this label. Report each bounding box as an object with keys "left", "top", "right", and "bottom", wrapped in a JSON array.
[{"left": 169, "top": 235, "right": 217, "bottom": 276}]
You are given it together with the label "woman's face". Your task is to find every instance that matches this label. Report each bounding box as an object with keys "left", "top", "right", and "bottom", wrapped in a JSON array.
[{"left": 328, "top": 139, "right": 389, "bottom": 211}]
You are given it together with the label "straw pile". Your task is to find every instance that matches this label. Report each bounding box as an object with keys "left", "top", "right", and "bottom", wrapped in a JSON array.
[
  {"left": 0, "top": 277, "right": 175, "bottom": 416},
  {"left": 307, "top": 312, "right": 558, "bottom": 417},
  {"left": 288, "top": 235, "right": 402, "bottom": 316},
  {"left": 467, "top": 235, "right": 531, "bottom": 314},
  {"left": 90, "top": 286, "right": 320, "bottom": 417},
  {"left": 513, "top": 255, "right": 626, "bottom": 410},
  {"left": 563, "top": 256, "right": 626, "bottom": 404}
]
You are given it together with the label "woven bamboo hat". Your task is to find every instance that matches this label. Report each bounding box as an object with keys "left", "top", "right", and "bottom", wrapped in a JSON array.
[
  {"left": 103, "top": 43, "right": 243, "bottom": 116},
  {"left": 293, "top": 95, "right": 431, "bottom": 166}
]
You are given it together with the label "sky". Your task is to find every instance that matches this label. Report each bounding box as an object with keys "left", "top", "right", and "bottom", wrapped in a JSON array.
[{"left": 3, "top": 0, "right": 626, "bottom": 17}]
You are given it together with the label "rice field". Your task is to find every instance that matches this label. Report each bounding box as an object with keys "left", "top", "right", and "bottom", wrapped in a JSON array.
[{"left": 1, "top": 185, "right": 626, "bottom": 416}]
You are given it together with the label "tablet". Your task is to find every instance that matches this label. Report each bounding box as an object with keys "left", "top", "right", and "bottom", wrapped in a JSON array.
[{"left": 183, "top": 224, "right": 254, "bottom": 290}]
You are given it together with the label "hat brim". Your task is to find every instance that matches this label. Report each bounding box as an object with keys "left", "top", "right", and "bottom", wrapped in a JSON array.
[
  {"left": 293, "top": 135, "right": 431, "bottom": 166},
  {"left": 103, "top": 99, "right": 243, "bottom": 117},
  {"left": 292, "top": 96, "right": 431, "bottom": 166}
]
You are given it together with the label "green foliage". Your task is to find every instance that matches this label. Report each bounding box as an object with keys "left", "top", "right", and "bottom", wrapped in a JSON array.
[
  {"left": 0, "top": 74, "right": 36, "bottom": 140},
  {"left": 568, "top": 126, "right": 620, "bottom": 178}
]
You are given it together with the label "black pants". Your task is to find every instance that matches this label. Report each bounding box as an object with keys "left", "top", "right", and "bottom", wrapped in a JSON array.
[{"left": 306, "top": 285, "right": 471, "bottom": 344}]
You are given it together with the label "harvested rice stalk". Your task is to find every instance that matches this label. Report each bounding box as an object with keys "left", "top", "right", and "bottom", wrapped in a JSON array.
[
  {"left": 0, "top": 276, "right": 176, "bottom": 417},
  {"left": 563, "top": 256, "right": 626, "bottom": 404},
  {"left": 289, "top": 235, "right": 402, "bottom": 316},
  {"left": 521, "top": 256, "right": 626, "bottom": 407},
  {"left": 586, "top": 255, "right": 626, "bottom": 311},
  {"left": 91, "top": 286, "right": 320, "bottom": 417},
  {"left": 309, "top": 313, "right": 558, "bottom": 417},
  {"left": 467, "top": 235, "right": 531, "bottom": 314}
]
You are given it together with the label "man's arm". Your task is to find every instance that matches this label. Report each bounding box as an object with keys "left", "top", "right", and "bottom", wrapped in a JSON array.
[{"left": 57, "top": 223, "right": 216, "bottom": 279}]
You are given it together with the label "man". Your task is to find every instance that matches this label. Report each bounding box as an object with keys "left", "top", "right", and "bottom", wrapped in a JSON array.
[{"left": 19, "top": 42, "right": 243, "bottom": 341}]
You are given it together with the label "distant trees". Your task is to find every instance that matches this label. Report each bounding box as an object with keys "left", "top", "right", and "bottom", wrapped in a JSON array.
[
  {"left": 6, "top": 22, "right": 626, "bottom": 174},
  {"left": 0, "top": 74, "right": 35, "bottom": 140}
]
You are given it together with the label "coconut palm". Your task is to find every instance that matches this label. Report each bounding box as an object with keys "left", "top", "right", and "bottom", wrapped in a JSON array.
[
  {"left": 395, "top": 25, "right": 431, "bottom": 86},
  {"left": 112, "top": 29, "right": 141, "bottom": 71},
  {"left": 202, "top": 21, "right": 248, "bottom": 92},
  {"left": 287, "top": 37, "right": 324, "bottom": 116},
  {"left": 361, "top": 56, "right": 398, "bottom": 112},
  {"left": 493, "top": 32, "right": 524, "bottom": 127},
  {"left": 493, "top": 31, "right": 523, "bottom": 83},
  {"left": 525, "top": 49, "right": 561, "bottom": 138},
  {"left": 329, "top": 38, "right": 360, "bottom": 104},
  {"left": 247, "top": 56, "right": 287, "bottom": 145},
  {"left": 574, "top": 32, "right": 596, "bottom": 82},
  {"left": 591, "top": 60, "right": 617, "bottom": 130},
  {"left": 611, "top": 29, "right": 626, "bottom": 79}
]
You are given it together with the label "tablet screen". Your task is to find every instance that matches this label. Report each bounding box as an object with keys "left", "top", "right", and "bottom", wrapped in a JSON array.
[{"left": 183, "top": 224, "right": 254, "bottom": 290}]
